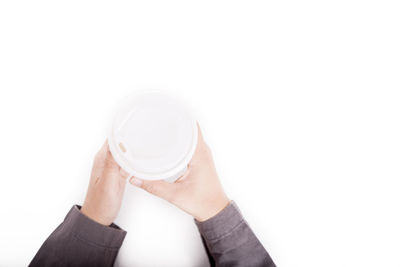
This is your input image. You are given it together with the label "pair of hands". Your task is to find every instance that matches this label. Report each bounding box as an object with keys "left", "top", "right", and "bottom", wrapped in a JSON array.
[{"left": 81, "top": 125, "right": 230, "bottom": 226}]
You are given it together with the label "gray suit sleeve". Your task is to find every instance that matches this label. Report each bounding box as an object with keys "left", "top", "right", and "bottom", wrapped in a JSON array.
[
  {"left": 195, "top": 201, "right": 276, "bottom": 267},
  {"left": 29, "top": 205, "right": 126, "bottom": 267}
]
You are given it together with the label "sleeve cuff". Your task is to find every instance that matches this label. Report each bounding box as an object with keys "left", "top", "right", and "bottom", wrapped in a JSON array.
[
  {"left": 62, "top": 205, "right": 127, "bottom": 249},
  {"left": 195, "top": 201, "right": 244, "bottom": 241}
]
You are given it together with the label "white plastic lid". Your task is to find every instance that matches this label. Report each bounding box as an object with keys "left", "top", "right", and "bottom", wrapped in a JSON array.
[{"left": 108, "top": 91, "right": 198, "bottom": 181}]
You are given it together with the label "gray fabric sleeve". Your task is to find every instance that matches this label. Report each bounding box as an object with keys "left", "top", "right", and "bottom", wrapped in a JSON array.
[
  {"left": 195, "top": 201, "right": 276, "bottom": 267},
  {"left": 29, "top": 205, "right": 126, "bottom": 267}
]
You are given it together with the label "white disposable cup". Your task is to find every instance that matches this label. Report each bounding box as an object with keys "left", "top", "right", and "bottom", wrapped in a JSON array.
[{"left": 108, "top": 91, "right": 198, "bottom": 182}]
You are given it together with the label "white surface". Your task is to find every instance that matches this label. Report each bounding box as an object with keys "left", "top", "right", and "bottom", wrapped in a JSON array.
[
  {"left": 0, "top": 1, "right": 400, "bottom": 266},
  {"left": 108, "top": 91, "right": 198, "bottom": 181}
]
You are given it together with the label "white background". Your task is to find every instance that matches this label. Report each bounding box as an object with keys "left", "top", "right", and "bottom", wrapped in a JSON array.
[{"left": 0, "top": 1, "right": 399, "bottom": 266}]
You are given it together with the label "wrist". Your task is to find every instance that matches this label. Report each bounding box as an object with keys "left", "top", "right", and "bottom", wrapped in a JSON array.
[
  {"left": 195, "top": 194, "right": 230, "bottom": 222},
  {"left": 80, "top": 205, "right": 113, "bottom": 226}
]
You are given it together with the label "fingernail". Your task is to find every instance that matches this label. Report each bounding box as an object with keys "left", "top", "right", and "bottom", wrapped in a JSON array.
[{"left": 130, "top": 177, "right": 143, "bottom": 187}]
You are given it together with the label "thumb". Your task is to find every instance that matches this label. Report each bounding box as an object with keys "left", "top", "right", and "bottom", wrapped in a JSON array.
[{"left": 130, "top": 177, "right": 176, "bottom": 201}]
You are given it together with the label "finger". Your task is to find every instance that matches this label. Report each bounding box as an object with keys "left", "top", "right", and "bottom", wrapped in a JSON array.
[
  {"left": 175, "top": 166, "right": 191, "bottom": 182},
  {"left": 130, "top": 177, "right": 176, "bottom": 201},
  {"left": 196, "top": 122, "right": 205, "bottom": 143},
  {"left": 94, "top": 140, "right": 109, "bottom": 164},
  {"left": 191, "top": 123, "right": 210, "bottom": 164},
  {"left": 93, "top": 141, "right": 120, "bottom": 183},
  {"left": 104, "top": 146, "right": 120, "bottom": 171},
  {"left": 119, "top": 167, "right": 130, "bottom": 179},
  {"left": 90, "top": 141, "right": 109, "bottom": 183}
]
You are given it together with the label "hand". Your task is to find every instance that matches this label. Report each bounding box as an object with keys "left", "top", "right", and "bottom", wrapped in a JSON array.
[
  {"left": 81, "top": 141, "right": 130, "bottom": 225},
  {"left": 130, "top": 124, "right": 230, "bottom": 222}
]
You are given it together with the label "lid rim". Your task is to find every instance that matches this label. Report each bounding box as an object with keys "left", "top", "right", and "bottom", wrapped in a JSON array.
[
  {"left": 108, "top": 121, "right": 198, "bottom": 180},
  {"left": 108, "top": 92, "right": 198, "bottom": 181}
]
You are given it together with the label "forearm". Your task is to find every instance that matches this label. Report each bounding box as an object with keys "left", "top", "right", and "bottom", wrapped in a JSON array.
[
  {"left": 29, "top": 205, "right": 126, "bottom": 267},
  {"left": 196, "top": 201, "right": 275, "bottom": 267}
]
